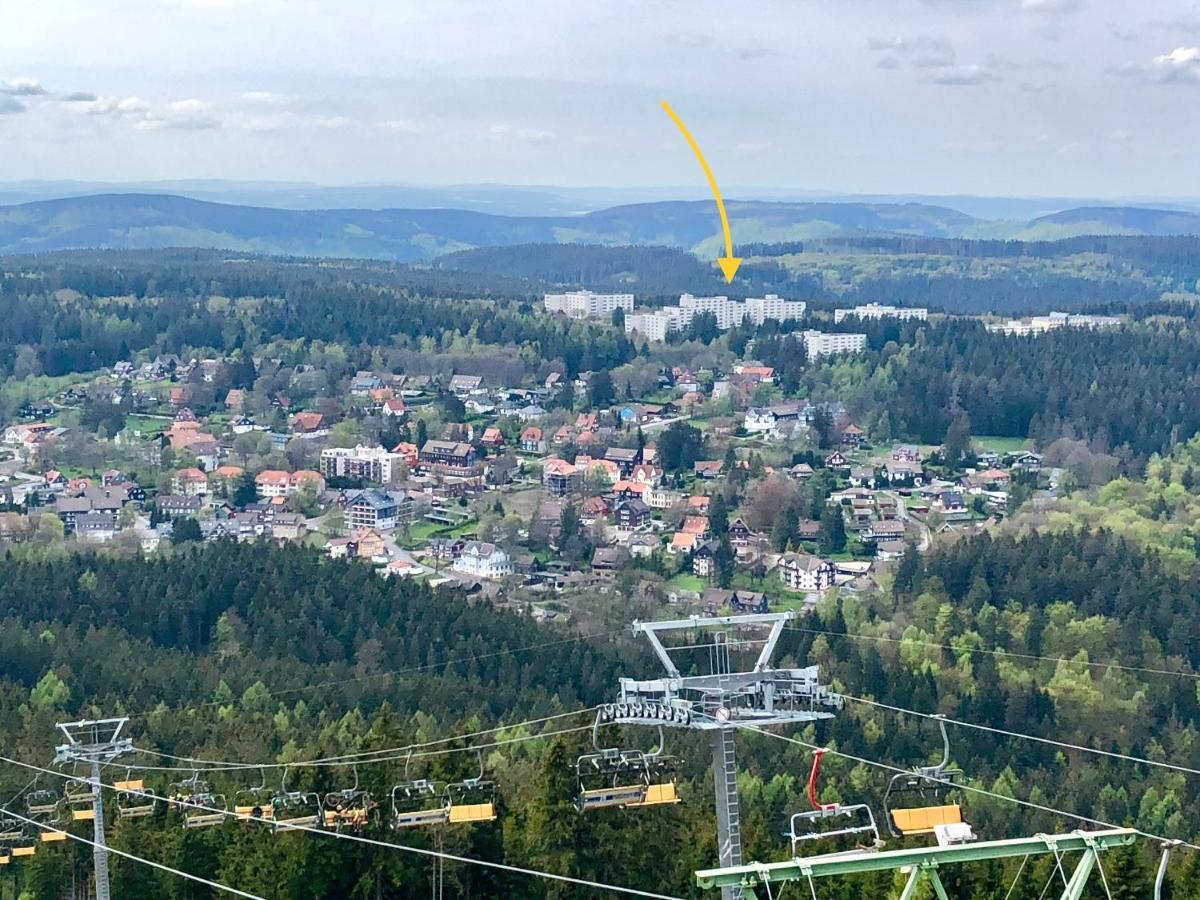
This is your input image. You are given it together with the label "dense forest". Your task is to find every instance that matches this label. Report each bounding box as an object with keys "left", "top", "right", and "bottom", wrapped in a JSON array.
[{"left": 2, "top": 533, "right": 1200, "bottom": 898}]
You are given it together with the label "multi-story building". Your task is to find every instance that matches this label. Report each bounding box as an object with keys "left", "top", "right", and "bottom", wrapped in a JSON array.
[
  {"left": 452, "top": 541, "right": 513, "bottom": 580},
  {"left": 778, "top": 553, "right": 836, "bottom": 592},
  {"left": 418, "top": 440, "right": 478, "bottom": 474},
  {"left": 345, "top": 489, "right": 415, "bottom": 532},
  {"left": 834, "top": 303, "right": 928, "bottom": 323},
  {"left": 320, "top": 445, "right": 406, "bottom": 484},
  {"left": 800, "top": 330, "right": 868, "bottom": 359},
  {"left": 744, "top": 294, "right": 807, "bottom": 326},
  {"left": 986, "top": 311, "right": 1121, "bottom": 336},
  {"left": 544, "top": 290, "right": 634, "bottom": 320}
]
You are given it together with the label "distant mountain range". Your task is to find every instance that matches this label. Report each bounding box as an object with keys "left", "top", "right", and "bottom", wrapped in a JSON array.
[{"left": 1, "top": 193, "right": 1199, "bottom": 262}]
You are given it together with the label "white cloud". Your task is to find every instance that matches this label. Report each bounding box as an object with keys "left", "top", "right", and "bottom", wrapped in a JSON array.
[
  {"left": 0, "top": 78, "right": 47, "bottom": 96},
  {"left": 0, "top": 96, "right": 25, "bottom": 115},
  {"left": 60, "top": 91, "right": 98, "bottom": 102},
  {"left": 1021, "top": 0, "right": 1083, "bottom": 13},
  {"left": 1152, "top": 46, "right": 1200, "bottom": 82},
  {"left": 240, "top": 91, "right": 285, "bottom": 104},
  {"left": 488, "top": 123, "right": 555, "bottom": 142},
  {"left": 927, "top": 64, "right": 999, "bottom": 85},
  {"left": 868, "top": 35, "right": 957, "bottom": 68}
]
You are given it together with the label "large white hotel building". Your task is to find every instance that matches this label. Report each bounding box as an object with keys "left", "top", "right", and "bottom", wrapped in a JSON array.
[
  {"left": 543, "top": 290, "right": 635, "bottom": 320},
  {"left": 834, "top": 303, "right": 928, "bottom": 323},
  {"left": 621, "top": 293, "right": 807, "bottom": 341}
]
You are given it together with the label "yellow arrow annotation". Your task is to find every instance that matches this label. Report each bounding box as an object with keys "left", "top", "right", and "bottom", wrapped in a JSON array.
[{"left": 660, "top": 100, "right": 741, "bottom": 283}]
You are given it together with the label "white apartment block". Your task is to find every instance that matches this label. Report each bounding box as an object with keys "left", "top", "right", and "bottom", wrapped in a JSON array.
[
  {"left": 745, "top": 294, "right": 807, "bottom": 326},
  {"left": 834, "top": 303, "right": 928, "bottom": 323},
  {"left": 800, "top": 330, "right": 868, "bottom": 359},
  {"left": 986, "top": 312, "right": 1122, "bottom": 336},
  {"left": 320, "top": 444, "right": 405, "bottom": 484},
  {"left": 625, "top": 294, "right": 806, "bottom": 341},
  {"left": 544, "top": 290, "right": 635, "bottom": 320}
]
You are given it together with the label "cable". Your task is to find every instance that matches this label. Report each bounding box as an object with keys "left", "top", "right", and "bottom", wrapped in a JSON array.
[
  {"left": 124, "top": 628, "right": 624, "bottom": 723},
  {"left": 0, "top": 805, "right": 266, "bottom": 900},
  {"left": 840, "top": 694, "right": 1200, "bottom": 779},
  {"left": 123, "top": 708, "right": 599, "bottom": 772},
  {"left": 690, "top": 712, "right": 1200, "bottom": 854},
  {"left": 785, "top": 625, "right": 1200, "bottom": 683},
  {"left": 0, "top": 757, "right": 685, "bottom": 900}
]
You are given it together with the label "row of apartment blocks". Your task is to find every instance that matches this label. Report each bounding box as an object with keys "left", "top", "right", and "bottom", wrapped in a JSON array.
[
  {"left": 833, "top": 303, "right": 928, "bottom": 323},
  {"left": 543, "top": 290, "right": 635, "bottom": 320},
  {"left": 985, "top": 311, "right": 1122, "bottom": 336},
  {"left": 621, "top": 293, "right": 808, "bottom": 341}
]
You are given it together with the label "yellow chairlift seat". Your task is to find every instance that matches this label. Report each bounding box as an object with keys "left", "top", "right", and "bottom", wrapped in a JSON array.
[
  {"left": 40, "top": 830, "right": 68, "bottom": 843},
  {"left": 329, "top": 808, "right": 369, "bottom": 828},
  {"left": 447, "top": 802, "right": 496, "bottom": 825},
  {"left": 12, "top": 845, "right": 36, "bottom": 858},
  {"left": 623, "top": 782, "right": 679, "bottom": 809},
  {"left": 889, "top": 804, "right": 963, "bottom": 836},
  {"left": 274, "top": 814, "right": 321, "bottom": 829},
  {"left": 114, "top": 779, "right": 145, "bottom": 792},
  {"left": 0, "top": 851, "right": 10, "bottom": 865},
  {"left": 72, "top": 809, "right": 96, "bottom": 822},
  {"left": 26, "top": 802, "right": 58, "bottom": 817}
]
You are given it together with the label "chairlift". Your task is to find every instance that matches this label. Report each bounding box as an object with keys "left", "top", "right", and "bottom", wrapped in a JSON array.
[
  {"left": 10, "top": 825, "right": 40, "bottom": 857},
  {"left": 233, "top": 768, "right": 275, "bottom": 824},
  {"left": 63, "top": 775, "right": 96, "bottom": 822},
  {"left": 169, "top": 771, "right": 228, "bottom": 829},
  {"left": 575, "top": 721, "right": 680, "bottom": 813},
  {"left": 444, "top": 753, "right": 497, "bottom": 825},
  {"left": 390, "top": 751, "right": 449, "bottom": 829},
  {"left": 324, "top": 767, "right": 375, "bottom": 832},
  {"left": 25, "top": 787, "right": 61, "bottom": 820},
  {"left": 114, "top": 770, "right": 157, "bottom": 820},
  {"left": 883, "top": 716, "right": 975, "bottom": 844},
  {"left": 787, "top": 748, "right": 883, "bottom": 858},
  {"left": 272, "top": 767, "right": 323, "bottom": 831}
]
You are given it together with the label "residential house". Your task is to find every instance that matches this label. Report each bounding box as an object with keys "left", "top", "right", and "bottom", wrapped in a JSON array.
[
  {"left": 891, "top": 444, "right": 921, "bottom": 463},
  {"left": 645, "top": 486, "right": 682, "bottom": 509},
  {"left": 448, "top": 374, "right": 485, "bottom": 397},
  {"left": 604, "top": 447, "right": 642, "bottom": 478},
  {"left": 321, "top": 445, "right": 406, "bottom": 484},
  {"left": 614, "top": 499, "right": 651, "bottom": 532},
  {"left": 75, "top": 512, "right": 118, "bottom": 543},
  {"left": 580, "top": 496, "right": 610, "bottom": 525},
  {"left": 255, "top": 470, "right": 293, "bottom": 499},
  {"left": 452, "top": 541, "right": 512, "bottom": 579},
  {"left": 778, "top": 553, "right": 836, "bottom": 593},
  {"left": 520, "top": 427, "right": 546, "bottom": 454},
  {"left": 693, "top": 460, "right": 724, "bottom": 479},
  {"left": 849, "top": 466, "right": 876, "bottom": 489},
  {"left": 352, "top": 528, "right": 389, "bottom": 561},
  {"left": 381, "top": 398, "right": 408, "bottom": 418},
  {"left": 883, "top": 459, "right": 924, "bottom": 484},
  {"left": 591, "top": 546, "right": 630, "bottom": 578},
  {"left": 291, "top": 411, "right": 327, "bottom": 435},
  {"left": 157, "top": 495, "right": 203, "bottom": 520},
  {"left": 841, "top": 424, "right": 865, "bottom": 447},
  {"left": 692, "top": 541, "right": 720, "bottom": 578},
  {"left": 173, "top": 468, "right": 209, "bottom": 497},
  {"left": 862, "top": 519, "right": 905, "bottom": 543},
  {"left": 542, "top": 458, "right": 581, "bottom": 497},
  {"left": 270, "top": 513, "right": 307, "bottom": 541},
  {"left": 670, "top": 530, "right": 702, "bottom": 555},
  {"left": 54, "top": 495, "right": 93, "bottom": 532},
  {"left": 824, "top": 450, "right": 849, "bottom": 470},
  {"left": 628, "top": 534, "right": 661, "bottom": 558},
  {"left": 419, "top": 440, "right": 477, "bottom": 474},
  {"left": 481, "top": 427, "right": 505, "bottom": 448}
]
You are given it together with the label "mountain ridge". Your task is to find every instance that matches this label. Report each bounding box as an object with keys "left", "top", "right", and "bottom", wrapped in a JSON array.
[{"left": 1, "top": 192, "right": 1198, "bottom": 262}]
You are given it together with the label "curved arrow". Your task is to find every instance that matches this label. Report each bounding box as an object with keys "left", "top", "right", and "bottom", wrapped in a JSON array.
[{"left": 660, "top": 100, "right": 741, "bottom": 283}]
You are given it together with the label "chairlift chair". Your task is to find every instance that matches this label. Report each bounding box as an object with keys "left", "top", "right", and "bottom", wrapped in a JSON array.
[
  {"left": 883, "top": 716, "right": 975, "bottom": 844},
  {"left": 272, "top": 768, "right": 324, "bottom": 831},
  {"left": 170, "top": 772, "right": 228, "bottom": 829},
  {"left": 233, "top": 768, "right": 275, "bottom": 824},
  {"left": 63, "top": 776, "right": 96, "bottom": 822},
  {"left": 10, "top": 825, "right": 39, "bottom": 858},
  {"left": 114, "top": 770, "right": 157, "bottom": 819},
  {"left": 390, "top": 781, "right": 449, "bottom": 829},
  {"left": 575, "top": 721, "right": 679, "bottom": 813},
  {"left": 445, "top": 754, "right": 497, "bottom": 825},
  {"left": 25, "top": 788, "right": 60, "bottom": 820},
  {"left": 788, "top": 748, "right": 883, "bottom": 858},
  {"left": 324, "top": 767, "right": 375, "bottom": 832}
]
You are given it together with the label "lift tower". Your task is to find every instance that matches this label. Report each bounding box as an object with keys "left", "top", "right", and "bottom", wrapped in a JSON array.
[
  {"left": 602, "top": 613, "right": 841, "bottom": 900},
  {"left": 54, "top": 717, "right": 132, "bottom": 900}
]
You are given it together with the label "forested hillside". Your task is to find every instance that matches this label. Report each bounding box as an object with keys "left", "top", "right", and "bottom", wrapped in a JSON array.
[{"left": 2, "top": 532, "right": 1200, "bottom": 898}]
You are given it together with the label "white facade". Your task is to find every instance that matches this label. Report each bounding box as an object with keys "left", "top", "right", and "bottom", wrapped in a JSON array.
[
  {"left": 986, "top": 312, "right": 1121, "bottom": 336},
  {"left": 544, "top": 290, "right": 634, "bottom": 320},
  {"left": 451, "top": 541, "right": 513, "bottom": 580},
  {"left": 320, "top": 445, "right": 404, "bottom": 484},
  {"left": 744, "top": 294, "right": 807, "bottom": 326},
  {"left": 834, "top": 303, "right": 927, "bottom": 323},
  {"left": 800, "top": 330, "right": 868, "bottom": 358},
  {"left": 778, "top": 553, "right": 836, "bottom": 592},
  {"left": 625, "top": 293, "right": 806, "bottom": 341}
]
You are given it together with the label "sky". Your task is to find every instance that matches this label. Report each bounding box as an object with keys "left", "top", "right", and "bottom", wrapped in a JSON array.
[{"left": 3, "top": 0, "right": 1200, "bottom": 199}]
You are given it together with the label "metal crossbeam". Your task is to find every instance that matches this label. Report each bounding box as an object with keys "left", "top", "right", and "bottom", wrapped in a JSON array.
[{"left": 695, "top": 828, "right": 1138, "bottom": 897}]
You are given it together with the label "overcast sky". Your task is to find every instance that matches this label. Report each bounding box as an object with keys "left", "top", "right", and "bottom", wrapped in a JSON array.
[{"left": 3, "top": 0, "right": 1200, "bottom": 198}]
